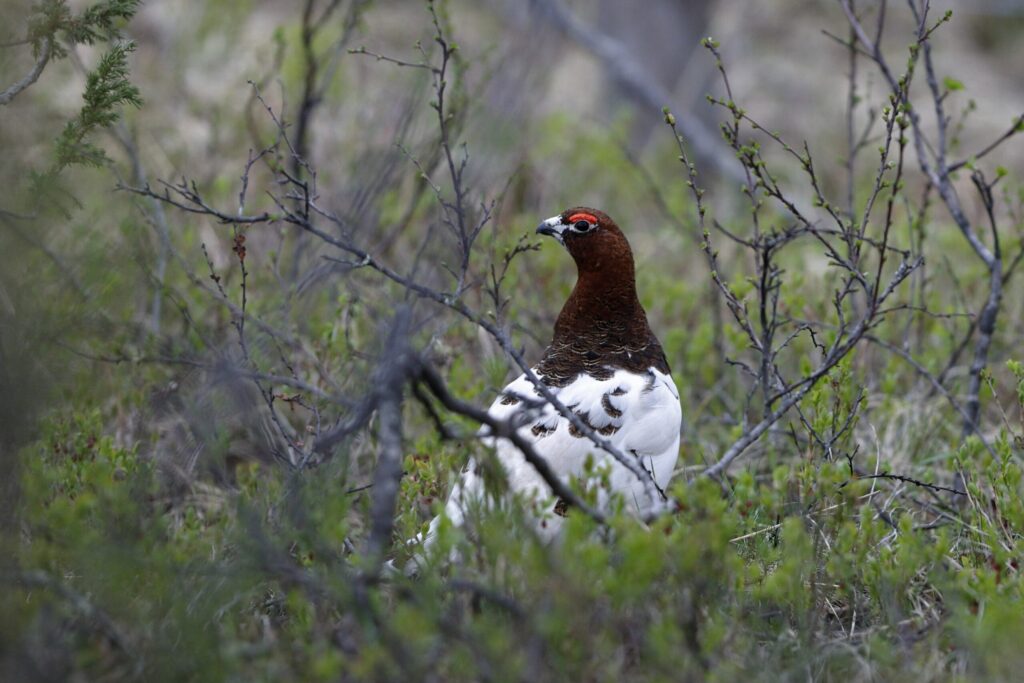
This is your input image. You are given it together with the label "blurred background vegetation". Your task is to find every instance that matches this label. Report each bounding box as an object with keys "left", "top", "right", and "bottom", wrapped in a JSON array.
[{"left": 2, "top": 0, "right": 1024, "bottom": 680}]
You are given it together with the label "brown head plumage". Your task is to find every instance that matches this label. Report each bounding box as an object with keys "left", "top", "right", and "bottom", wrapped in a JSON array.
[
  {"left": 534, "top": 207, "right": 669, "bottom": 386},
  {"left": 537, "top": 207, "right": 636, "bottom": 276}
]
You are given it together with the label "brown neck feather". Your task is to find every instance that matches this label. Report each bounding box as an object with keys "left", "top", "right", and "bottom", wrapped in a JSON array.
[
  {"left": 553, "top": 268, "right": 641, "bottom": 340},
  {"left": 537, "top": 224, "right": 669, "bottom": 386}
]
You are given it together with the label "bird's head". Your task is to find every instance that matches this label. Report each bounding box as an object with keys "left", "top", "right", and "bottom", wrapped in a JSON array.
[{"left": 536, "top": 207, "right": 634, "bottom": 275}]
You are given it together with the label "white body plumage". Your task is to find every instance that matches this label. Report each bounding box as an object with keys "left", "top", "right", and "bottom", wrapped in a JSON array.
[{"left": 425, "top": 366, "right": 681, "bottom": 545}]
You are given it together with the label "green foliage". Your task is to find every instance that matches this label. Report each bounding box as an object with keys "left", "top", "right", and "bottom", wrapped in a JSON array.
[
  {"left": 13, "top": 1, "right": 143, "bottom": 215},
  {"left": 14, "top": 398, "right": 1024, "bottom": 680},
  {"left": 54, "top": 41, "right": 142, "bottom": 170},
  {"left": 5, "top": 1, "right": 1024, "bottom": 680},
  {"left": 943, "top": 76, "right": 964, "bottom": 92},
  {"left": 28, "top": 0, "right": 140, "bottom": 57}
]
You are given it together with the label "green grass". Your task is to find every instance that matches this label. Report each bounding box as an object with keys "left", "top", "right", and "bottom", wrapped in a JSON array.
[{"left": 4, "top": 1, "right": 1024, "bottom": 680}]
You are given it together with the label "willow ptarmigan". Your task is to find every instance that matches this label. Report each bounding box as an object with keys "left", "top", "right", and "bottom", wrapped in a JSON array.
[{"left": 420, "top": 207, "right": 681, "bottom": 556}]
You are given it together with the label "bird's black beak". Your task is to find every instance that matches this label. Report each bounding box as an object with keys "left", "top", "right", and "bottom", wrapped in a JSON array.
[
  {"left": 535, "top": 225, "right": 559, "bottom": 237},
  {"left": 536, "top": 215, "right": 566, "bottom": 245}
]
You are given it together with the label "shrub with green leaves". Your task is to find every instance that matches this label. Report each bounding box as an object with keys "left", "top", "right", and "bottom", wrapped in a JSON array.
[{"left": 4, "top": 1, "right": 1024, "bottom": 681}]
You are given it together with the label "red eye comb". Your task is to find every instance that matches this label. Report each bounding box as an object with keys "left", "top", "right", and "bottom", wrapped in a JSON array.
[{"left": 567, "top": 212, "right": 597, "bottom": 224}]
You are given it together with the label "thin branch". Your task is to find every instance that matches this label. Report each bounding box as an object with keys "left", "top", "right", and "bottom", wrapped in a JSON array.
[
  {"left": 0, "top": 37, "right": 51, "bottom": 106},
  {"left": 851, "top": 470, "right": 966, "bottom": 496},
  {"left": 703, "top": 259, "right": 918, "bottom": 480},
  {"left": 364, "top": 309, "right": 413, "bottom": 572},
  {"left": 9, "top": 570, "right": 138, "bottom": 674},
  {"left": 415, "top": 359, "right": 607, "bottom": 524},
  {"left": 864, "top": 333, "right": 996, "bottom": 457},
  {"left": 948, "top": 112, "right": 1024, "bottom": 172}
]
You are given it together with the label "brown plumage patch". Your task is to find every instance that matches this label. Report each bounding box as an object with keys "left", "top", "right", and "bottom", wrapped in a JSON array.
[
  {"left": 531, "top": 423, "right": 556, "bottom": 438},
  {"left": 553, "top": 498, "right": 570, "bottom": 517},
  {"left": 567, "top": 410, "right": 592, "bottom": 438},
  {"left": 535, "top": 206, "right": 670, "bottom": 387},
  {"left": 601, "top": 393, "right": 623, "bottom": 418},
  {"left": 566, "top": 409, "right": 620, "bottom": 438},
  {"left": 641, "top": 369, "right": 657, "bottom": 394}
]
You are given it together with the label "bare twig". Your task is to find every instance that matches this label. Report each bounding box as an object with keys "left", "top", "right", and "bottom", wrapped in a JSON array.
[
  {"left": 0, "top": 37, "right": 50, "bottom": 106},
  {"left": 364, "top": 309, "right": 413, "bottom": 571},
  {"left": 849, "top": 470, "right": 966, "bottom": 497},
  {"left": 9, "top": 570, "right": 138, "bottom": 674},
  {"left": 842, "top": 2, "right": 1015, "bottom": 437},
  {"left": 415, "top": 359, "right": 607, "bottom": 523},
  {"left": 702, "top": 259, "right": 918, "bottom": 479},
  {"left": 665, "top": 33, "right": 922, "bottom": 478}
]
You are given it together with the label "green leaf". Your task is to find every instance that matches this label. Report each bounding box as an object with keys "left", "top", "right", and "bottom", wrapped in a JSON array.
[
  {"left": 53, "top": 41, "right": 142, "bottom": 171},
  {"left": 943, "top": 76, "right": 964, "bottom": 92}
]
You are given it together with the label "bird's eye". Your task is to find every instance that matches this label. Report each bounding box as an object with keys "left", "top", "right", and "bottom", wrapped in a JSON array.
[{"left": 574, "top": 220, "right": 591, "bottom": 231}]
